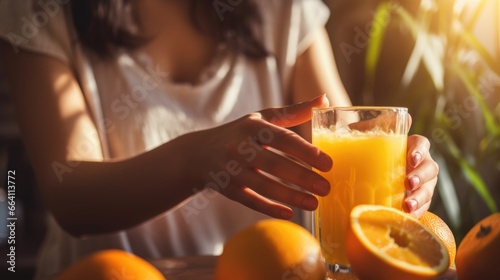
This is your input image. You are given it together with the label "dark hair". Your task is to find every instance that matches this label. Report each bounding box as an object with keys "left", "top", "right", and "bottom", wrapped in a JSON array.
[{"left": 69, "top": 0, "right": 268, "bottom": 59}]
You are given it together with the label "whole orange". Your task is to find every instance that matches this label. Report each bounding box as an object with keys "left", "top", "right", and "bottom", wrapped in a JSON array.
[
  {"left": 455, "top": 213, "right": 500, "bottom": 280},
  {"left": 57, "top": 249, "right": 166, "bottom": 280},
  {"left": 214, "top": 219, "right": 325, "bottom": 280},
  {"left": 346, "top": 205, "right": 449, "bottom": 280},
  {"left": 419, "top": 211, "right": 456, "bottom": 267}
]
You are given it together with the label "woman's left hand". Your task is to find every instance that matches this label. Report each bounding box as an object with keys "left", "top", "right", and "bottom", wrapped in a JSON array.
[{"left": 404, "top": 134, "right": 439, "bottom": 218}]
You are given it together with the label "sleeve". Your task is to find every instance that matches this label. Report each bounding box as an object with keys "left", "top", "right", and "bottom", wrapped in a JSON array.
[
  {"left": 0, "top": 1, "right": 110, "bottom": 157},
  {"left": 0, "top": 0, "right": 73, "bottom": 64},
  {"left": 256, "top": 0, "right": 331, "bottom": 95},
  {"left": 259, "top": 0, "right": 330, "bottom": 56}
]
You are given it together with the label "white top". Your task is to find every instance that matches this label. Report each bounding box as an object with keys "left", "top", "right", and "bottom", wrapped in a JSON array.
[{"left": 0, "top": 0, "right": 330, "bottom": 278}]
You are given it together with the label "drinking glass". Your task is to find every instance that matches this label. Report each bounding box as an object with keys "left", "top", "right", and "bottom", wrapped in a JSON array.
[{"left": 311, "top": 107, "right": 409, "bottom": 278}]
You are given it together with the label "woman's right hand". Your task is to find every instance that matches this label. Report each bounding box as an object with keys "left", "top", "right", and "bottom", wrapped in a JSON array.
[{"left": 187, "top": 95, "right": 333, "bottom": 219}]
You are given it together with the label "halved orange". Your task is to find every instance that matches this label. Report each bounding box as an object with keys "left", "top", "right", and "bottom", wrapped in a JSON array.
[
  {"left": 346, "top": 205, "right": 449, "bottom": 280},
  {"left": 419, "top": 211, "right": 456, "bottom": 268}
]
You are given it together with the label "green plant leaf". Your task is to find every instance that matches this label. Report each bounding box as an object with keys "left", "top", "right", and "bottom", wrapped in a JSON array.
[
  {"left": 360, "top": 0, "right": 500, "bottom": 224},
  {"left": 434, "top": 153, "right": 461, "bottom": 230},
  {"left": 395, "top": 5, "right": 445, "bottom": 91},
  {"left": 458, "top": 26, "right": 500, "bottom": 75},
  {"left": 453, "top": 65, "right": 500, "bottom": 136},
  {"left": 479, "top": 134, "right": 500, "bottom": 160},
  {"left": 364, "top": 1, "right": 393, "bottom": 102},
  {"left": 442, "top": 130, "right": 498, "bottom": 213},
  {"left": 463, "top": 0, "right": 488, "bottom": 32}
]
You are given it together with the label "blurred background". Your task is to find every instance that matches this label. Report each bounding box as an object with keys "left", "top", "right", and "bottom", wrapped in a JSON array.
[{"left": 0, "top": 0, "right": 499, "bottom": 278}]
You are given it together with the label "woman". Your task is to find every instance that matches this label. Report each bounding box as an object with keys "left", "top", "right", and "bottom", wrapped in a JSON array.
[{"left": 0, "top": 0, "right": 438, "bottom": 278}]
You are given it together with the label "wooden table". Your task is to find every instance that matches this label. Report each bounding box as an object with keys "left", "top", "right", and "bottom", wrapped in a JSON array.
[{"left": 151, "top": 256, "right": 458, "bottom": 280}]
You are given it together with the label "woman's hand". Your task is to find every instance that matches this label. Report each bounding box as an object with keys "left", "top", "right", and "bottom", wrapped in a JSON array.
[
  {"left": 189, "top": 95, "right": 333, "bottom": 219},
  {"left": 404, "top": 135, "right": 439, "bottom": 218}
]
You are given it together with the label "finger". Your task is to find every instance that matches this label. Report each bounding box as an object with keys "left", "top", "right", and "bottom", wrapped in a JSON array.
[
  {"left": 408, "top": 200, "right": 431, "bottom": 219},
  {"left": 403, "top": 180, "right": 435, "bottom": 217},
  {"left": 251, "top": 148, "right": 330, "bottom": 196},
  {"left": 225, "top": 186, "right": 294, "bottom": 219},
  {"left": 407, "top": 134, "right": 431, "bottom": 168},
  {"left": 258, "top": 94, "right": 329, "bottom": 127},
  {"left": 247, "top": 122, "right": 333, "bottom": 172},
  {"left": 405, "top": 157, "right": 439, "bottom": 192},
  {"left": 235, "top": 167, "right": 320, "bottom": 211}
]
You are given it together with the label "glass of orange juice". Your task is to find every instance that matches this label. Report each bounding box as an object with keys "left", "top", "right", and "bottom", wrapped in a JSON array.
[{"left": 312, "top": 106, "right": 409, "bottom": 278}]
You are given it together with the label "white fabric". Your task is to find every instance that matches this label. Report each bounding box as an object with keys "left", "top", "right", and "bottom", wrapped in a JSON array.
[{"left": 0, "top": 0, "right": 330, "bottom": 278}]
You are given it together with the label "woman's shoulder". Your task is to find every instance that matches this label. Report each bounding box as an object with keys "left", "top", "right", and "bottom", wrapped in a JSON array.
[
  {"left": 0, "top": 0, "right": 74, "bottom": 64},
  {"left": 251, "top": 0, "right": 330, "bottom": 56},
  {"left": 254, "top": 0, "right": 329, "bottom": 20}
]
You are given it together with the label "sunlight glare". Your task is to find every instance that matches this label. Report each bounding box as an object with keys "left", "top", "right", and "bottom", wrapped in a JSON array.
[{"left": 454, "top": 0, "right": 482, "bottom": 14}]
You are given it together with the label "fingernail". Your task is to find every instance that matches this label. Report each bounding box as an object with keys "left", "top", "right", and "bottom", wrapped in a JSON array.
[
  {"left": 314, "top": 180, "right": 330, "bottom": 196},
  {"left": 318, "top": 154, "right": 332, "bottom": 171},
  {"left": 281, "top": 210, "right": 293, "bottom": 219},
  {"left": 409, "top": 176, "right": 420, "bottom": 190},
  {"left": 303, "top": 197, "right": 318, "bottom": 210},
  {"left": 405, "top": 199, "right": 418, "bottom": 213},
  {"left": 412, "top": 152, "right": 422, "bottom": 166}
]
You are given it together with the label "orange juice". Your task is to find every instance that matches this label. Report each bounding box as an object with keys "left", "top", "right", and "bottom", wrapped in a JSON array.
[{"left": 313, "top": 130, "right": 407, "bottom": 266}]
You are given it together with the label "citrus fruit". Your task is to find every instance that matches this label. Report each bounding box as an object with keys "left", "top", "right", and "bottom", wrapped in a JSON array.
[
  {"left": 214, "top": 219, "right": 325, "bottom": 280},
  {"left": 346, "top": 205, "right": 449, "bottom": 280},
  {"left": 57, "top": 249, "right": 166, "bottom": 280},
  {"left": 419, "top": 211, "right": 456, "bottom": 267},
  {"left": 455, "top": 213, "right": 500, "bottom": 280}
]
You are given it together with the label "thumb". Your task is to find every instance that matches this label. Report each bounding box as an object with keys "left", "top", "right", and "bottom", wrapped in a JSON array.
[{"left": 259, "top": 94, "right": 330, "bottom": 127}]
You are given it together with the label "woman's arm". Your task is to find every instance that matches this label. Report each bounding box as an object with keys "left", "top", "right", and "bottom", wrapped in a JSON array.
[
  {"left": 0, "top": 42, "right": 197, "bottom": 236},
  {"left": 1, "top": 41, "right": 334, "bottom": 236},
  {"left": 292, "top": 28, "right": 352, "bottom": 142}
]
